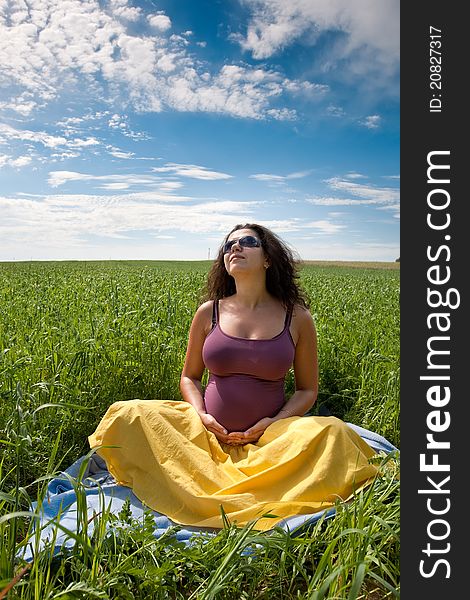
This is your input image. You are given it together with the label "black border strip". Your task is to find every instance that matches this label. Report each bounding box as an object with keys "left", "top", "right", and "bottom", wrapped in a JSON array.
[{"left": 401, "top": 3, "right": 466, "bottom": 596}]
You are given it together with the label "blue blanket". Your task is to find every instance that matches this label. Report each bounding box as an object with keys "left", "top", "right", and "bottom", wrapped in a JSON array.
[{"left": 21, "top": 423, "right": 397, "bottom": 562}]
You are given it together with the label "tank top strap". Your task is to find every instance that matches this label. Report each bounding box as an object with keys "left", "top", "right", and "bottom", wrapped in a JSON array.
[
  {"left": 211, "top": 299, "right": 220, "bottom": 329},
  {"left": 284, "top": 305, "right": 294, "bottom": 330}
]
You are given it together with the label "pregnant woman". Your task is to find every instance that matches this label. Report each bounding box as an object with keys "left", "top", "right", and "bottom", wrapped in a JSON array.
[{"left": 89, "top": 223, "right": 378, "bottom": 530}]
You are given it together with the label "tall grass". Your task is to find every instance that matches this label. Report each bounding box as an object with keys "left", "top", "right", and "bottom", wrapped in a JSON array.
[
  {"left": 1, "top": 456, "right": 399, "bottom": 599},
  {"left": 302, "top": 269, "right": 399, "bottom": 445},
  {"left": 0, "top": 261, "right": 399, "bottom": 598}
]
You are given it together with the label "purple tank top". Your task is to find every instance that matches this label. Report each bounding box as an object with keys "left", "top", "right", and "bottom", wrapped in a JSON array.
[{"left": 202, "top": 300, "right": 295, "bottom": 432}]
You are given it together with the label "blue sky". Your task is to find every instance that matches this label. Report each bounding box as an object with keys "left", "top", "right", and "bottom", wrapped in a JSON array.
[{"left": 0, "top": 0, "right": 399, "bottom": 262}]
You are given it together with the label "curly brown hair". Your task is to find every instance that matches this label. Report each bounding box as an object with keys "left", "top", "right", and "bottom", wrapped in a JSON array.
[{"left": 203, "top": 223, "right": 309, "bottom": 309}]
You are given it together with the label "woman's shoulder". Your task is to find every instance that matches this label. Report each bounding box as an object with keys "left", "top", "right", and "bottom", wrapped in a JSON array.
[
  {"left": 191, "top": 300, "right": 215, "bottom": 335},
  {"left": 291, "top": 303, "right": 316, "bottom": 339},
  {"left": 197, "top": 299, "right": 215, "bottom": 314},
  {"left": 292, "top": 303, "right": 314, "bottom": 321}
]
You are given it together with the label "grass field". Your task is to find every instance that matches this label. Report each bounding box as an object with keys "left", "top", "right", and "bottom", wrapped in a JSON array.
[{"left": 0, "top": 260, "right": 400, "bottom": 599}]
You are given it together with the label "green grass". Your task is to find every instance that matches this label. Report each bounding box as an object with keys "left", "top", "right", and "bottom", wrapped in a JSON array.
[{"left": 0, "top": 261, "right": 400, "bottom": 598}]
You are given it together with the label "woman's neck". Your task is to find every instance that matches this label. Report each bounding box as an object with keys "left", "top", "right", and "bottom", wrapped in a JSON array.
[{"left": 230, "top": 275, "right": 272, "bottom": 309}]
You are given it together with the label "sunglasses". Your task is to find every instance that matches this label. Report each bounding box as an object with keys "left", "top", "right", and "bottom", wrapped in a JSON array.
[{"left": 223, "top": 235, "right": 262, "bottom": 254}]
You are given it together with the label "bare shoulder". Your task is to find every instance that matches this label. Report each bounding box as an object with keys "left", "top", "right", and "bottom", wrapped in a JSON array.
[
  {"left": 196, "top": 300, "right": 214, "bottom": 316},
  {"left": 191, "top": 300, "right": 215, "bottom": 336},
  {"left": 291, "top": 304, "right": 317, "bottom": 344},
  {"left": 292, "top": 304, "right": 315, "bottom": 326}
]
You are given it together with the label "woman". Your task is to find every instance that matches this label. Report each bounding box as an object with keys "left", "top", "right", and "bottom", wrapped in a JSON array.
[{"left": 89, "top": 224, "right": 378, "bottom": 530}]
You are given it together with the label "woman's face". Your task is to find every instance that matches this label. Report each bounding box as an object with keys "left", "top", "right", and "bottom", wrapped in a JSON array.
[{"left": 222, "top": 228, "right": 268, "bottom": 275}]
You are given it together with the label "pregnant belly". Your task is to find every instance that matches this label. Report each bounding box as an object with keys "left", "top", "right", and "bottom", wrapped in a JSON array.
[{"left": 204, "top": 374, "right": 285, "bottom": 432}]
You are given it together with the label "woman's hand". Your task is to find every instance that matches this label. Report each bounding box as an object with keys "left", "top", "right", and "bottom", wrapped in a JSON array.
[
  {"left": 200, "top": 414, "right": 275, "bottom": 446},
  {"left": 198, "top": 413, "right": 234, "bottom": 443},
  {"left": 227, "top": 417, "right": 275, "bottom": 445}
]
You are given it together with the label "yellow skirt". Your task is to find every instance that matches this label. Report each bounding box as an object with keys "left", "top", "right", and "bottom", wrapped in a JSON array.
[{"left": 88, "top": 400, "right": 378, "bottom": 531}]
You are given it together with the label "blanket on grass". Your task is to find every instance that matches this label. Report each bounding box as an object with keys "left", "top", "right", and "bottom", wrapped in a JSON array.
[{"left": 21, "top": 423, "right": 396, "bottom": 562}]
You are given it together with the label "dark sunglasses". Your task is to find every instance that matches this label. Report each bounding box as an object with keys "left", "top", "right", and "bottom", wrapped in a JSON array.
[{"left": 223, "top": 235, "right": 262, "bottom": 254}]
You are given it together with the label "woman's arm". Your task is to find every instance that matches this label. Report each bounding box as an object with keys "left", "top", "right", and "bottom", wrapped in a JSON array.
[
  {"left": 179, "top": 301, "right": 230, "bottom": 440},
  {"left": 230, "top": 306, "right": 318, "bottom": 444},
  {"left": 179, "top": 301, "right": 211, "bottom": 415},
  {"left": 275, "top": 305, "right": 318, "bottom": 418}
]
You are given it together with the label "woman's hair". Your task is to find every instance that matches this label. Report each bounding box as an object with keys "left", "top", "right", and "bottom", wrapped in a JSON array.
[{"left": 203, "top": 223, "right": 309, "bottom": 308}]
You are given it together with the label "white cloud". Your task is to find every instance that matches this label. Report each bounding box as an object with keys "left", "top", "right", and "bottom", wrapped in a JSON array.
[
  {"left": 0, "top": 92, "right": 40, "bottom": 116},
  {"left": 48, "top": 171, "right": 94, "bottom": 187},
  {"left": 0, "top": 190, "right": 399, "bottom": 261},
  {"left": 47, "top": 169, "right": 193, "bottom": 192},
  {"left": 306, "top": 176, "right": 400, "bottom": 219},
  {"left": 250, "top": 169, "right": 312, "bottom": 184},
  {"left": 207, "top": 216, "right": 345, "bottom": 238},
  {"left": 361, "top": 115, "right": 381, "bottom": 129},
  {"left": 148, "top": 13, "right": 172, "bottom": 32},
  {"left": 243, "top": 219, "right": 303, "bottom": 235},
  {"left": 324, "top": 177, "right": 400, "bottom": 204},
  {"left": 0, "top": 0, "right": 326, "bottom": 121},
  {"left": 106, "top": 113, "right": 150, "bottom": 139},
  {"left": 303, "top": 219, "right": 345, "bottom": 234},
  {"left": 377, "top": 204, "right": 400, "bottom": 216},
  {"left": 8, "top": 155, "right": 33, "bottom": 168},
  {"left": 326, "top": 105, "right": 345, "bottom": 118},
  {"left": 265, "top": 108, "right": 297, "bottom": 121},
  {"left": 287, "top": 170, "right": 312, "bottom": 179},
  {"left": 113, "top": 1, "right": 142, "bottom": 22},
  {"left": 70, "top": 137, "right": 100, "bottom": 148},
  {"left": 0, "top": 123, "right": 66, "bottom": 149},
  {"left": 152, "top": 163, "right": 233, "bottom": 181},
  {"left": 233, "top": 0, "right": 399, "bottom": 72},
  {"left": 345, "top": 172, "right": 367, "bottom": 179},
  {"left": 230, "top": 217, "right": 345, "bottom": 237},
  {"left": 0, "top": 192, "right": 260, "bottom": 255},
  {"left": 0, "top": 123, "right": 101, "bottom": 156},
  {"left": 250, "top": 173, "right": 285, "bottom": 183},
  {"left": 107, "top": 148, "right": 135, "bottom": 159},
  {"left": 307, "top": 196, "right": 372, "bottom": 207},
  {"left": 0, "top": 117, "right": 153, "bottom": 168},
  {"left": 49, "top": 151, "right": 80, "bottom": 161},
  {"left": 292, "top": 239, "right": 399, "bottom": 262},
  {"left": 98, "top": 182, "right": 130, "bottom": 190},
  {"left": 0, "top": 153, "right": 32, "bottom": 168},
  {"left": 160, "top": 64, "right": 324, "bottom": 120}
]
